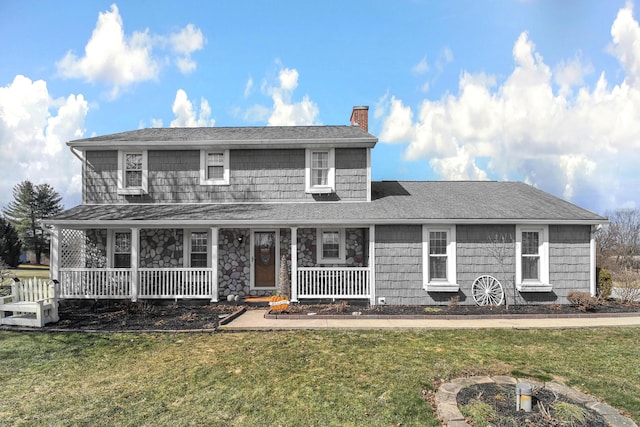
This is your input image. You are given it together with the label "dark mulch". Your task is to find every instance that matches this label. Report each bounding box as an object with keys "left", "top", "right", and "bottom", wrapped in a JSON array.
[
  {"left": 4, "top": 299, "right": 637, "bottom": 332},
  {"left": 457, "top": 382, "right": 608, "bottom": 426},
  {"left": 50, "top": 300, "right": 242, "bottom": 331},
  {"left": 280, "top": 300, "right": 640, "bottom": 317}
]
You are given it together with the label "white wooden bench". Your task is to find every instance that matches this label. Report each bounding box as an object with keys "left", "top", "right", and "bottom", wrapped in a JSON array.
[{"left": 0, "top": 278, "right": 59, "bottom": 327}]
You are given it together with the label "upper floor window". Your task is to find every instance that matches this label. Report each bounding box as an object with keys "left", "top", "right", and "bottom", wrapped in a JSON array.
[
  {"left": 200, "top": 150, "right": 229, "bottom": 185},
  {"left": 117, "top": 151, "right": 148, "bottom": 195},
  {"left": 305, "top": 148, "right": 335, "bottom": 193},
  {"left": 516, "top": 225, "right": 551, "bottom": 292},
  {"left": 113, "top": 231, "right": 132, "bottom": 268},
  {"left": 423, "top": 225, "right": 458, "bottom": 291},
  {"left": 190, "top": 231, "right": 208, "bottom": 267},
  {"left": 316, "top": 228, "right": 345, "bottom": 264}
]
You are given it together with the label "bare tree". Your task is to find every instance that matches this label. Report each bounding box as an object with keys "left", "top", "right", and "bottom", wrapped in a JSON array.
[
  {"left": 596, "top": 208, "right": 640, "bottom": 272},
  {"left": 487, "top": 233, "right": 516, "bottom": 309}
]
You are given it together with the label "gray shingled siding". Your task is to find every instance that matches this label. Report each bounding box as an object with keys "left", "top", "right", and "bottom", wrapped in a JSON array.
[
  {"left": 374, "top": 225, "right": 424, "bottom": 305},
  {"left": 335, "top": 148, "right": 368, "bottom": 200},
  {"left": 373, "top": 224, "right": 593, "bottom": 306},
  {"left": 84, "top": 151, "right": 118, "bottom": 203},
  {"left": 456, "top": 225, "right": 517, "bottom": 305},
  {"left": 84, "top": 148, "right": 368, "bottom": 203},
  {"left": 546, "top": 224, "right": 592, "bottom": 304}
]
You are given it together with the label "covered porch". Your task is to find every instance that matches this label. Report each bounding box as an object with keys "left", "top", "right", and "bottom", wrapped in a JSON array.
[{"left": 48, "top": 225, "right": 376, "bottom": 304}]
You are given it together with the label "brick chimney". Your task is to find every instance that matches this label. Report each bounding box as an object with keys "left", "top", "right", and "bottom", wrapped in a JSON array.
[{"left": 350, "top": 106, "right": 369, "bottom": 132}]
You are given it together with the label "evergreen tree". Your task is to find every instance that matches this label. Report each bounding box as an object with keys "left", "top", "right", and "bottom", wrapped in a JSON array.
[
  {"left": 2, "top": 181, "right": 63, "bottom": 265},
  {"left": 0, "top": 216, "right": 21, "bottom": 267}
]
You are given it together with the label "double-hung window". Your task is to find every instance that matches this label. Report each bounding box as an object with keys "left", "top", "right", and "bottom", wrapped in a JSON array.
[
  {"left": 113, "top": 231, "right": 132, "bottom": 268},
  {"left": 312, "top": 151, "right": 329, "bottom": 186},
  {"left": 200, "top": 150, "right": 229, "bottom": 185},
  {"left": 423, "top": 225, "right": 458, "bottom": 291},
  {"left": 190, "top": 231, "right": 208, "bottom": 268},
  {"left": 521, "top": 231, "right": 540, "bottom": 280},
  {"left": 429, "top": 231, "right": 448, "bottom": 281},
  {"left": 305, "top": 148, "right": 335, "bottom": 193},
  {"left": 317, "top": 228, "right": 345, "bottom": 264},
  {"left": 516, "top": 225, "right": 551, "bottom": 292},
  {"left": 117, "top": 151, "right": 148, "bottom": 195}
]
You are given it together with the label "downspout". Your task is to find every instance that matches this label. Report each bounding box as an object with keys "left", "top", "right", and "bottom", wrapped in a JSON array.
[
  {"left": 69, "top": 146, "right": 92, "bottom": 204},
  {"left": 590, "top": 225, "right": 600, "bottom": 297}
]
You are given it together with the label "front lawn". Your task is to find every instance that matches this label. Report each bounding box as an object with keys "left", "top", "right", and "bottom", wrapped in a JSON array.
[{"left": 0, "top": 328, "right": 638, "bottom": 426}]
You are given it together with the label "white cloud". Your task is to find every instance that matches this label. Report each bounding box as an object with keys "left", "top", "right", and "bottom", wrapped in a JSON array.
[
  {"left": 169, "top": 89, "right": 215, "bottom": 127},
  {"left": 554, "top": 53, "right": 594, "bottom": 96},
  {"left": 609, "top": 3, "right": 640, "bottom": 86},
  {"left": 412, "top": 56, "right": 429, "bottom": 75},
  {"left": 379, "top": 5, "right": 640, "bottom": 211},
  {"left": 263, "top": 67, "right": 320, "bottom": 126},
  {"left": 56, "top": 4, "right": 204, "bottom": 98},
  {"left": 244, "top": 77, "right": 254, "bottom": 98},
  {"left": 169, "top": 23, "right": 205, "bottom": 74},
  {"left": 0, "top": 75, "right": 87, "bottom": 209}
]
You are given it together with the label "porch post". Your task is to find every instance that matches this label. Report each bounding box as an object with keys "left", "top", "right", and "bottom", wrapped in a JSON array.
[
  {"left": 49, "top": 226, "right": 60, "bottom": 283},
  {"left": 210, "top": 227, "right": 219, "bottom": 302},
  {"left": 590, "top": 225, "right": 597, "bottom": 297},
  {"left": 291, "top": 226, "right": 298, "bottom": 302},
  {"left": 131, "top": 228, "right": 139, "bottom": 302},
  {"left": 369, "top": 225, "right": 376, "bottom": 305}
]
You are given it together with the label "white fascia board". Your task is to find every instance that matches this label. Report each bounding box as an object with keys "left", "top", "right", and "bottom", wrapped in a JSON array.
[
  {"left": 42, "top": 217, "right": 606, "bottom": 228},
  {"left": 68, "top": 138, "right": 377, "bottom": 151}
]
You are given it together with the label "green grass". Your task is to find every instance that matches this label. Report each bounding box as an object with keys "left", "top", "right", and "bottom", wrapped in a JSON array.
[
  {"left": 460, "top": 399, "right": 497, "bottom": 426},
  {"left": 0, "top": 328, "right": 639, "bottom": 426}
]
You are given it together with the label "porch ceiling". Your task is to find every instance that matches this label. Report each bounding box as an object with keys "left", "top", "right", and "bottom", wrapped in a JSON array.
[{"left": 45, "top": 181, "right": 606, "bottom": 227}]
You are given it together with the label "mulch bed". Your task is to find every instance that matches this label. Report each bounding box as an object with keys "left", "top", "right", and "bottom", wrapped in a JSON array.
[
  {"left": 278, "top": 300, "right": 640, "bottom": 318},
  {"left": 49, "top": 300, "right": 243, "bottom": 331},
  {"left": 3, "top": 299, "right": 638, "bottom": 332},
  {"left": 457, "top": 382, "right": 609, "bottom": 426}
]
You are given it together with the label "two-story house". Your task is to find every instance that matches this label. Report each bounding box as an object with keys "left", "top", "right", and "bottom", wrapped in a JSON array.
[{"left": 43, "top": 106, "right": 606, "bottom": 306}]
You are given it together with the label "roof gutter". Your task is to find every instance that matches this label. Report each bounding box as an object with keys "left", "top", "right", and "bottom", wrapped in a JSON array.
[{"left": 41, "top": 217, "right": 608, "bottom": 228}]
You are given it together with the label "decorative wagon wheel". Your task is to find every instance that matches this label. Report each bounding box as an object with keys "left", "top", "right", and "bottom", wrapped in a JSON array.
[{"left": 471, "top": 275, "right": 505, "bottom": 306}]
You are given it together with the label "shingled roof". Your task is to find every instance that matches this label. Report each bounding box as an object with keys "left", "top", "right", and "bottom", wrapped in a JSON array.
[
  {"left": 68, "top": 126, "right": 378, "bottom": 149},
  {"left": 45, "top": 181, "right": 605, "bottom": 227}
]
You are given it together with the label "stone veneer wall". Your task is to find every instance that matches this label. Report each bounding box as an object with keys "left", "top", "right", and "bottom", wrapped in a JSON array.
[
  {"left": 139, "top": 229, "right": 184, "bottom": 268},
  {"left": 85, "top": 229, "right": 108, "bottom": 268},
  {"left": 297, "top": 228, "right": 365, "bottom": 267},
  {"left": 218, "top": 228, "right": 250, "bottom": 298},
  {"left": 218, "top": 228, "right": 294, "bottom": 299}
]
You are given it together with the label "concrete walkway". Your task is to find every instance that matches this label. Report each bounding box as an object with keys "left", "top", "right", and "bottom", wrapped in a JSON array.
[{"left": 219, "top": 309, "right": 640, "bottom": 330}]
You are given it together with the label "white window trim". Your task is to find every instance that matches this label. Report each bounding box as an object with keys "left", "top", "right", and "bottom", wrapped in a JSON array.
[
  {"left": 422, "top": 225, "right": 459, "bottom": 292},
  {"left": 305, "top": 148, "right": 335, "bottom": 194},
  {"left": 200, "top": 149, "right": 230, "bottom": 186},
  {"left": 109, "top": 229, "right": 132, "bottom": 268},
  {"left": 184, "top": 229, "right": 210, "bottom": 268},
  {"left": 316, "top": 228, "right": 346, "bottom": 264},
  {"left": 117, "top": 150, "right": 148, "bottom": 195},
  {"left": 515, "top": 225, "right": 552, "bottom": 292}
]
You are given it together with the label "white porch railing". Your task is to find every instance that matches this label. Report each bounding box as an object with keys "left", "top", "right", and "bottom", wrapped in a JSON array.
[
  {"left": 139, "top": 268, "right": 214, "bottom": 299},
  {"left": 59, "top": 268, "right": 133, "bottom": 299},
  {"left": 58, "top": 268, "right": 215, "bottom": 300},
  {"left": 297, "top": 267, "right": 370, "bottom": 299}
]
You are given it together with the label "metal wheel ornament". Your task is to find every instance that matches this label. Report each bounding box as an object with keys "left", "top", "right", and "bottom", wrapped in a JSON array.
[{"left": 472, "top": 275, "right": 505, "bottom": 306}]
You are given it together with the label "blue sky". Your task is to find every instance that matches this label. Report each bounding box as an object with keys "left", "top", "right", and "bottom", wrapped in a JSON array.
[{"left": 1, "top": 0, "right": 638, "bottom": 214}]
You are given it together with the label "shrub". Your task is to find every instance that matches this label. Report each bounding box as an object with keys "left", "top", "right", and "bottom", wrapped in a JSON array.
[
  {"left": 613, "top": 270, "right": 640, "bottom": 304},
  {"left": 597, "top": 268, "right": 613, "bottom": 299},
  {"left": 567, "top": 291, "right": 599, "bottom": 312}
]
